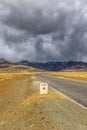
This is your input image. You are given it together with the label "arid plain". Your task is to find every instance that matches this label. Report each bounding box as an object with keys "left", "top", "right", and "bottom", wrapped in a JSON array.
[{"left": 0, "top": 66, "right": 87, "bottom": 130}]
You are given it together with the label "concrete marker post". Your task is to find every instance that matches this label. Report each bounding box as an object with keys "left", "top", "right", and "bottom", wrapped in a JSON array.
[{"left": 40, "top": 83, "right": 48, "bottom": 95}]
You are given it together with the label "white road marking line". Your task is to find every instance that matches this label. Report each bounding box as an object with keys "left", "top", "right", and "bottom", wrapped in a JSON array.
[
  {"left": 35, "top": 75, "right": 87, "bottom": 110},
  {"left": 50, "top": 86, "right": 87, "bottom": 111}
]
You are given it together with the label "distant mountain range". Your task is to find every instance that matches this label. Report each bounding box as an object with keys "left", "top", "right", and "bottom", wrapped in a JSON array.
[
  {"left": 0, "top": 58, "right": 87, "bottom": 71},
  {"left": 19, "top": 60, "right": 87, "bottom": 71},
  {"left": 0, "top": 58, "right": 11, "bottom": 64},
  {"left": 0, "top": 58, "right": 41, "bottom": 72}
]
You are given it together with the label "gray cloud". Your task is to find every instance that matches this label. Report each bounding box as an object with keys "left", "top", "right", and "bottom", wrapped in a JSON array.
[{"left": 0, "top": 0, "right": 87, "bottom": 62}]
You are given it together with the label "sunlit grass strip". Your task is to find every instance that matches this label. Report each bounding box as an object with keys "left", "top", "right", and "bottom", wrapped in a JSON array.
[{"left": 47, "top": 71, "right": 87, "bottom": 81}]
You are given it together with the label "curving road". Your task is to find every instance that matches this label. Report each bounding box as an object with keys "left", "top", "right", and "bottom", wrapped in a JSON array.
[{"left": 35, "top": 74, "right": 87, "bottom": 108}]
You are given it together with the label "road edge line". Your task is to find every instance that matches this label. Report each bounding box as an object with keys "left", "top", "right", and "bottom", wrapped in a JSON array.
[
  {"left": 34, "top": 75, "right": 87, "bottom": 111},
  {"left": 50, "top": 86, "right": 87, "bottom": 111}
]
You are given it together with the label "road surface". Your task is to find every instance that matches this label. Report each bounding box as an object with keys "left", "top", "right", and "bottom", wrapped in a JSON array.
[{"left": 35, "top": 74, "right": 87, "bottom": 108}]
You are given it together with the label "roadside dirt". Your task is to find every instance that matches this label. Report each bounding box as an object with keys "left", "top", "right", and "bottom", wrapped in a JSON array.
[{"left": 0, "top": 74, "right": 87, "bottom": 130}]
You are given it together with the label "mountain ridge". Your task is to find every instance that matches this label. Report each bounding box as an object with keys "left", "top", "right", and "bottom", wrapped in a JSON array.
[
  {"left": 18, "top": 60, "right": 87, "bottom": 71},
  {"left": 0, "top": 58, "right": 87, "bottom": 71}
]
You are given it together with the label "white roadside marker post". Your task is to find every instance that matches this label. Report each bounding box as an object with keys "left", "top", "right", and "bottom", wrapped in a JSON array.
[{"left": 40, "top": 83, "right": 48, "bottom": 95}]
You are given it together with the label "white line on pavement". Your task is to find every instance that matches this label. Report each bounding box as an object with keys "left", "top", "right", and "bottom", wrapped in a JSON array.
[{"left": 50, "top": 86, "right": 87, "bottom": 111}]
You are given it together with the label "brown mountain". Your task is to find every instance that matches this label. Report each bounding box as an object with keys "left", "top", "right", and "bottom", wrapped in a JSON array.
[
  {"left": 0, "top": 58, "right": 41, "bottom": 72},
  {"left": 0, "top": 58, "right": 87, "bottom": 72}
]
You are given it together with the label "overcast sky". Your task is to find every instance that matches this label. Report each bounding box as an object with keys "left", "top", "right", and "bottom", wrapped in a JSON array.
[{"left": 0, "top": 0, "right": 87, "bottom": 62}]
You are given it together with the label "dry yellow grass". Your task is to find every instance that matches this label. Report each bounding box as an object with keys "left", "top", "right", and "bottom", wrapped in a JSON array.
[
  {"left": 21, "top": 91, "right": 64, "bottom": 107},
  {"left": 0, "top": 71, "right": 42, "bottom": 81},
  {"left": 0, "top": 72, "right": 87, "bottom": 130},
  {"left": 0, "top": 73, "right": 29, "bottom": 81},
  {"left": 47, "top": 71, "right": 87, "bottom": 81}
]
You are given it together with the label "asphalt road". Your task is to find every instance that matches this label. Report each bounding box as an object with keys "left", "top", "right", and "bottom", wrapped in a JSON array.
[{"left": 35, "top": 74, "right": 87, "bottom": 108}]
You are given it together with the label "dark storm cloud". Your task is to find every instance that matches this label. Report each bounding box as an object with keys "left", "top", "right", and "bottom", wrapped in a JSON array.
[{"left": 0, "top": 0, "right": 87, "bottom": 62}]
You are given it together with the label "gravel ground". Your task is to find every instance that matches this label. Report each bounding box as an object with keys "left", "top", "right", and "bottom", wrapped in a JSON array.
[{"left": 0, "top": 74, "right": 87, "bottom": 130}]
